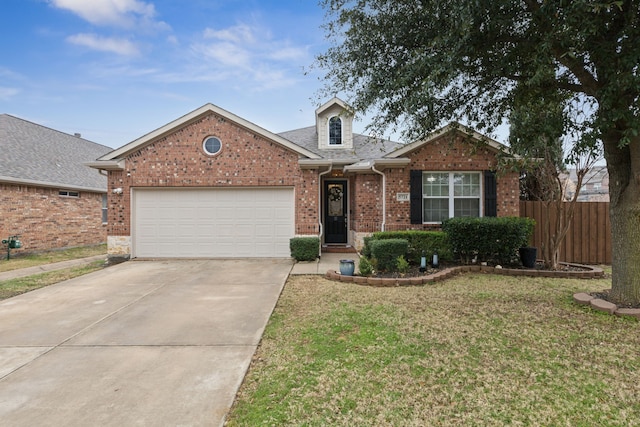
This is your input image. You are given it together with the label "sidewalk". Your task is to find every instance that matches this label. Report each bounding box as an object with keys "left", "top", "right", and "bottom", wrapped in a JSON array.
[
  {"left": 1, "top": 252, "right": 353, "bottom": 282},
  {"left": 0, "top": 255, "right": 107, "bottom": 282},
  {"left": 290, "top": 252, "right": 359, "bottom": 275}
]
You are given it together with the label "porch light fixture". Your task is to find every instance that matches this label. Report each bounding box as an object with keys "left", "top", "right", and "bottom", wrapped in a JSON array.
[{"left": 112, "top": 187, "right": 123, "bottom": 194}]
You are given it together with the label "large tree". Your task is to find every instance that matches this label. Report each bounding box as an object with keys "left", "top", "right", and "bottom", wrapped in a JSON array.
[
  {"left": 317, "top": 0, "right": 640, "bottom": 305},
  {"left": 509, "top": 82, "right": 601, "bottom": 270}
]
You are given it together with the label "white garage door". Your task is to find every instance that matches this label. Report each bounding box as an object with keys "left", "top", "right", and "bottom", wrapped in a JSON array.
[{"left": 132, "top": 187, "right": 294, "bottom": 258}]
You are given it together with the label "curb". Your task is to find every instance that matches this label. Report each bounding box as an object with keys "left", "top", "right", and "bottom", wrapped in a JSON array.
[{"left": 325, "top": 262, "right": 604, "bottom": 287}]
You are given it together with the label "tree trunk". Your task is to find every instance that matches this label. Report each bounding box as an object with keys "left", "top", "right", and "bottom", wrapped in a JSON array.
[{"left": 604, "top": 134, "right": 640, "bottom": 306}]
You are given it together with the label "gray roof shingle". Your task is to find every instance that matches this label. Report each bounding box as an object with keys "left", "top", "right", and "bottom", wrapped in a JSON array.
[
  {"left": 0, "top": 114, "right": 111, "bottom": 192},
  {"left": 278, "top": 126, "right": 404, "bottom": 161}
]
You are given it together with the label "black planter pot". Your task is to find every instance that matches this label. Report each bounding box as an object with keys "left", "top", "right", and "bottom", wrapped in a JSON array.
[{"left": 519, "top": 247, "right": 537, "bottom": 268}]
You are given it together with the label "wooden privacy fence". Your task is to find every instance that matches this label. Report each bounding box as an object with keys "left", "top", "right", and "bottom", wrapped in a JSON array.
[{"left": 519, "top": 201, "right": 611, "bottom": 265}]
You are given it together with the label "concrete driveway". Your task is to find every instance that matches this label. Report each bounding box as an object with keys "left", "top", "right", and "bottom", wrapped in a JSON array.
[{"left": 0, "top": 258, "right": 293, "bottom": 426}]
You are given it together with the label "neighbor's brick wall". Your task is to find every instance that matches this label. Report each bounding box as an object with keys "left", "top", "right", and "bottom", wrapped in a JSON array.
[
  {"left": 352, "top": 133, "right": 520, "bottom": 232},
  {"left": 107, "top": 111, "right": 319, "bottom": 237},
  {"left": 0, "top": 183, "right": 106, "bottom": 253}
]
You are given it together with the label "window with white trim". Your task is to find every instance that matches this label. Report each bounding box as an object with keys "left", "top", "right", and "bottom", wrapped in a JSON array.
[
  {"left": 328, "top": 116, "right": 342, "bottom": 145},
  {"left": 101, "top": 194, "right": 108, "bottom": 224},
  {"left": 59, "top": 190, "right": 79, "bottom": 198},
  {"left": 422, "top": 172, "right": 481, "bottom": 222}
]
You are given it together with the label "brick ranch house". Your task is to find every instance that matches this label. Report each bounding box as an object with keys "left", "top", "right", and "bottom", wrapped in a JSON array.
[
  {"left": 0, "top": 114, "right": 111, "bottom": 253},
  {"left": 88, "top": 98, "right": 519, "bottom": 260}
]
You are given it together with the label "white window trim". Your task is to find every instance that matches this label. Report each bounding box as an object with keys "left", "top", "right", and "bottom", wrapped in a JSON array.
[
  {"left": 59, "top": 190, "right": 80, "bottom": 198},
  {"left": 328, "top": 116, "right": 343, "bottom": 146},
  {"left": 101, "top": 194, "right": 108, "bottom": 224},
  {"left": 422, "top": 171, "right": 483, "bottom": 223}
]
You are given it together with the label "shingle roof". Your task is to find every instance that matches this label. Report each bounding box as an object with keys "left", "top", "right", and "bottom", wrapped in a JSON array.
[
  {"left": 0, "top": 114, "right": 111, "bottom": 192},
  {"left": 278, "top": 126, "right": 404, "bottom": 161}
]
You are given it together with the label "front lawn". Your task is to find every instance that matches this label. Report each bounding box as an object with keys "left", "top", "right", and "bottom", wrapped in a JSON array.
[
  {"left": 0, "top": 261, "right": 106, "bottom": 300},
  {"left": 226, "top": 272, "right": 639, "bottom": 426},
  {"left": 0, "top": 244, "right": 106, "bottom": 272}
]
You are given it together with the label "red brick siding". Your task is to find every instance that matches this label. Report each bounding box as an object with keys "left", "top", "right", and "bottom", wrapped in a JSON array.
[
  {"left": 350, "top": 174, "right": 382, "bottom": 232},
  {"left": 107, "top": 111, "right": 319, "bottom": 237},
  {"left": 0, "top": 183, "right": 106, "bottom": 253},
  {"left": 351, "top": 133, "right": 520, "bottom": 232}
]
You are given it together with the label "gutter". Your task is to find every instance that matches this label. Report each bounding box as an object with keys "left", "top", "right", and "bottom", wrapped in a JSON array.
[
  {"left": 371, "top": 163, "right": 386, "bottom": 232},
  {"left": 85, "top": 160, "right": 125, "bottom": 171},
  {"left": 0, "top": 176, "right": 106, "bottom": 193}
]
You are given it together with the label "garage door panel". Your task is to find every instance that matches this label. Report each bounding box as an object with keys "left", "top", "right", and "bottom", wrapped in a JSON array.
[{"left": 133, "top": 188, "right": 294, "bottom": 258}]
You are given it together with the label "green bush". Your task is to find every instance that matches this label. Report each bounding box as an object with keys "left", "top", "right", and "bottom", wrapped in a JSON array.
[
  {"left": 358, "top": 256, "right": 374, "bottom": 276},
  {"left": 370, "top": 239, "right": 409, "bottom": 272},
  {"left": 362, "top": 235, "right": 374, "bottom": 258},
  {"left": 396, "top": 255, "right": 410, "bottom": 274},
  {"left": 441, "top": 217, "right": 535, "bottom": 265},
  {"left": 368, "top": 231, "right": 453, "bottom": 264},
  {"left": 289, "top": 237, "right": 319, "bottom": 261}
]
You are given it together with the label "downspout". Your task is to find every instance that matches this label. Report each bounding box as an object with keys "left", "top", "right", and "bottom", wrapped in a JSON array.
[
  {"left": 318, "top": 163, "right": 333, "bottom": 255},
  {"left": 371, "top": 162, "right": 386, "bottom": 231}
]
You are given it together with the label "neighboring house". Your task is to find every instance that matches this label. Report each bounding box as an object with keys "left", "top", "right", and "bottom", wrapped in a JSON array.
[
  {"left": 562, "top": 166, "right": 610, "bottom": 202},
  {"left": 0, "top": 114, "right": 111, "bottom": 253},
  {"left": 88, "top": 98, "right": 520, "bottom": 260}
]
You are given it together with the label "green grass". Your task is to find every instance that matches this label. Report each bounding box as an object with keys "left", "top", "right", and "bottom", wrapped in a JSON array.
[
  {"left": 0, "top": 244, "right": 106, "bottom": 272},
  {"left": 226, "top": 272, "right": 640, "bottom": 427},
  {"left": 0, "top": 260, "right": 106, "bottom": 300}
]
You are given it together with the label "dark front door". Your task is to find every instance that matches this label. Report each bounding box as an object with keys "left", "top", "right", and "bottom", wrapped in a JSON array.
[{"left": 324, "top": 180, "right": 348, "bottom": 244}]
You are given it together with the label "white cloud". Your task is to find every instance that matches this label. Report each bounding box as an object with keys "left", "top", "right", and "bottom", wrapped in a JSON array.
[
  {"left": 0, "top": 86, "right": 20, "bottom": 100},
  {"left": 67, "top": 33, "right": 140, "bottom": 56},
  {"left": 190, "top": 23, "right": 312, "bottom": 91},
  {"left": 49, "top": 0, "right": 168, "bottom": 30},
  {"left": 268, "top": 46, "right": 308, "bottom": 61},
  {"left": 203, "top": 24, "right": 256, "bottom": 45},
  {"left": 193, "top": 41, "right": 251, "bottom": 68}
]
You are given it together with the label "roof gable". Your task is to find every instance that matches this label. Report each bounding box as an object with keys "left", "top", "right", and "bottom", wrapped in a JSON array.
[
  {"left": 385, "top": 122, "right": 512, "bottom": 158},
  {"left": 0, "top": 114, "right": 111, "bottom": 191},
  {"left": 98, "top": 103, "right": 321, "bottom": 161}
]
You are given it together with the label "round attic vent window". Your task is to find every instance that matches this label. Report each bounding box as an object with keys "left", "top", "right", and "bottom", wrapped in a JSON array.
[{"left": 203, "top": 136, "right": 222, "bottom": 155}]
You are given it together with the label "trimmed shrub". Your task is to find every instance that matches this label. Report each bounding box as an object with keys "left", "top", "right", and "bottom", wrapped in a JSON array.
[
  {"left": 369, "top": 230, "right": 453, "bottom": 264},
  {"left": 396, "top": 255, "right": 410, "bottom": 274},
  {"left": 362, "top": 235, "right": 374, "bottom": 259},
  {"left": 370, "top": 238, "right": 409, "bottom": 272},
  {"left": 358, "top": 256, "right": 374, "bottom": 276},
  {"left": 441, "top": 217, "right": 535, "bottom": 265},
  {"left": 289, "top": 237, "right": 319, "bottom": 261}
]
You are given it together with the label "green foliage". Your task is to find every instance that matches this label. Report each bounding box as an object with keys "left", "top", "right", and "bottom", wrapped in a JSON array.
[
  {"left": 289, "top": 237, "right": 319, "bottom": 261},
  {"left": 317, "top": 0, "right": 640, "bottom": 145},
  {"left": 396, "top": 255, "right": 409, "bottom": 274},
  {"left": 442, "top": 217, "right": 535, "bottom": 265},
  {"left": 318, "top": 0, "right": 640, "bottom": 303},
  {"left": 357, "top": 256, "right": 373, "bottom": 276},
  {"left": 361, "top": 235, "right": 373, "bottom": 258},
  {"left": 369, "top": 230, "right": 453, "bottom": 264},
  {"left": 370, "top": 239, "right": 409, "bottom": 272}
]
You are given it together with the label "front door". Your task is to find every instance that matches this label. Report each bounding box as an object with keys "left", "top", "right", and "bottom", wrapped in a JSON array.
[{"left": 324, "top": 180, "right": 348, "bottom": 243}]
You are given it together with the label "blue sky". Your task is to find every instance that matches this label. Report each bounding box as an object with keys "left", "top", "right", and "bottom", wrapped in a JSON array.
[{"left": 1, "top": 0, "right": 343, "bottom": 148}]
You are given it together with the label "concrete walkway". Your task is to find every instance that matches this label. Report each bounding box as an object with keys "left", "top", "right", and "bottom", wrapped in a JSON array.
[
  {"left": 0, "top": 252, "right": 354, "bottom": 426},
  {"left": 290, "top": 252, "right": 359, "bottom": 275},
  {"left": 0, "top": 255, "right": 107, "bottom": 282},
  {"left": 0, "top": 258, "right": 292, "bottom": 426}
]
